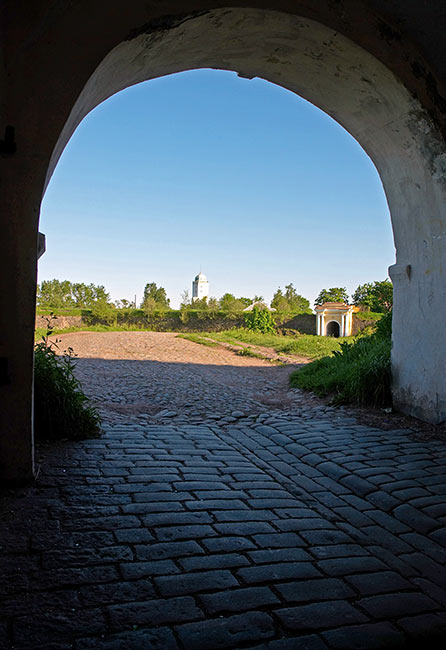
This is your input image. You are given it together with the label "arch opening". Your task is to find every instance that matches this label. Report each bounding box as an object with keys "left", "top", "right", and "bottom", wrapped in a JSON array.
[
  {"left": 326, "top": 321, "right": 341, "bottom": 338},
  {"left": 42, "top": 7, "right": 446, "bottom": 424},
  {"left": 40, "top": 67, "right": 393, "bottom": 312},
  {"left": 3, "top": 4, "right": 446, "bottom": 484}
]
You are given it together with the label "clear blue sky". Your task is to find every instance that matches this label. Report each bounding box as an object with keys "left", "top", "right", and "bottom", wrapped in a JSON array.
[{"left": 39, "top": 69, "right": 395, "bottom": 309}]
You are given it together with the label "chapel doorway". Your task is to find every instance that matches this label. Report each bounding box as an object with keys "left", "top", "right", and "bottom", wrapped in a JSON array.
[{"left": 326, "top": 321, "right": 340, "bottom": 338}]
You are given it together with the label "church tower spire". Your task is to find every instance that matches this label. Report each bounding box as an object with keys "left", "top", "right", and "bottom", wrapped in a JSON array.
[{"left": 192, "top": 271, "right": 209, "bottom": 302}]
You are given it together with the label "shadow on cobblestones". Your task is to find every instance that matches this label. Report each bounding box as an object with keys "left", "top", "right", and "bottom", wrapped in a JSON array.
[
  {"left": 1, "top": 414, "right": 446, "bottom": 649},
  {"left": 71, "top": 357, "right": 309, "bottom": 426}
]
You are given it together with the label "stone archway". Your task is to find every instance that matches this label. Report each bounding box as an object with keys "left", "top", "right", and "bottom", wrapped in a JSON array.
[
  {"left": 326, "top": 321, "right": 341, "bottom": 338},
  {"left": 2, "top": 2, "right": 446, "bottom": 483}
]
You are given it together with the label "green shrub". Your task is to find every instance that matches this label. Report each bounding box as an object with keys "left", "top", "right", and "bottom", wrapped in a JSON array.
[
  {"left": 89, "top": 300, "right": 117, "bottom": 326},
  {"left": 290, "top": 312, "right": 392, "bottom": 407},
  {"left": 244, "top": 307, "right": 275, "bottom": 334},
  {"left": 33, "top": 318, "right": 102, "bottom": 441},
  {"left": 374, "top": 309, "right": 393, "bottom": 338}
]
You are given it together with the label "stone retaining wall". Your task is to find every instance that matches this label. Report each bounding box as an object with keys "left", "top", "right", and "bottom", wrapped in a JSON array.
[
  {"left": 35, "top": 315, "right": 82, "bottom": 330},
  {"left": 35, "top": 310, "right": 380, "bottom": 335}
]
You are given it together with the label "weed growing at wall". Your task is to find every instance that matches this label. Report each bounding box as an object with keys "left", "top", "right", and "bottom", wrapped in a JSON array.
[
  {"left": 290, "top": 311, "right": 392, "bottom": 407},
  {"left": 34, "top": 316, "right": 101, "bottom": 441}
]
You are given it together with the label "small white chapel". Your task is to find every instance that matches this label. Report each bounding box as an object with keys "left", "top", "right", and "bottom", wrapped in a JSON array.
[{"left": 315, "top": 302, "right": 357, "bottom": 337}]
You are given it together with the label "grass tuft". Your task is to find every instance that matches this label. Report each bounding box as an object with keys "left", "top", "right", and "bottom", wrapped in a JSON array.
[
  {"left": 236, "top": 346, "right": 265, "bottom": 359},
  {"left": 207, "top": 328, "right": 350, "bottom": 360},
  {"left": 177, "top": 334, "right": 219, "bottom": 347}
]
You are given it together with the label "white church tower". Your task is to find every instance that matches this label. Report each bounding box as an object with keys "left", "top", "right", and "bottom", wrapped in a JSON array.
[{"left": 192, "top": 271, "right": 209, "bottom": 302}]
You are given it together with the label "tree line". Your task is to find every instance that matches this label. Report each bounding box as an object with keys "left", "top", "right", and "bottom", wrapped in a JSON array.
[
  {"left": 37, "top": 280, "right": 110, "bottom": 309},
  {"left": 37, "top": 278, "right": 392, "bottom": 314},
  {"left": 314, "top": 280, "right": 392, "bottom": 313}
]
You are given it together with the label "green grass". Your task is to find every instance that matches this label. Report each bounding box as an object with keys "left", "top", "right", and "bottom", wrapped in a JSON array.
[
  {"left": 35, "top": 325, "right": 106, "bottom": 341},
  {"left": 34, "top": 323, "right": 166, "bottom": 341},
  {"left": 235, "top": 347, "right": 267, "bottom": 359},
  {"left": 205, "top": 328, "right": 351, "bottom": 360},
  {"left": 354, "top": 311, "right": 383, "bottom": 321},
  {"left": 36, "top": 308, "right": 84, "bottom": 316},
  {"left": 290, "top": 312, "right": 392, "bottom": 407},
  {"left": 179, "top": 333, "right": 282, "bottom": 361},
  {"left": 177, "top": 333, "right": 219, "bottom": 347}
]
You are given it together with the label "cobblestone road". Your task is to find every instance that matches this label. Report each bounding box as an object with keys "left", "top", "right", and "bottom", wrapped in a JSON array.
[
  {"left": 1, "top": 333, "right": 446, "bottom": 649},
  {"left": 57, "top": 331, "right": 315, "bottom": 426}
]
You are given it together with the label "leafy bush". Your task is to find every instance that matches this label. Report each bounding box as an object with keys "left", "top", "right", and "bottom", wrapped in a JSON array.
[
  {"left": 219, "top": 293, "right": 249, "bottom": 314},
  {"left": 33, "top": 318, "right": 102, "bottom": 441},
  {"left": 352, "top": 279, "right": 393, "bottom": 313},
  {"left": 244, "top": 307, "right": 275, "bottom": 334},
  {"left": 374, "top": 309, "right": 392, "bottom": 338},
  {"left": 89, "top": 300, "right": 117, "bottom": 326},
  {"left": 271, "top": 284, "right": 311, "bottom": 313},
  {"left": 315, "top": 287, "right": 349, "bottom": 305},
  {"left": 290, "top": 312, "right": 392, "bottom": 407}
]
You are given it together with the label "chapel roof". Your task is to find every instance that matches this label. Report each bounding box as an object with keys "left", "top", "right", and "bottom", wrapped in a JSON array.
[{"left": 315, "top": 302, "right": 352, "bottom": 310}]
